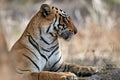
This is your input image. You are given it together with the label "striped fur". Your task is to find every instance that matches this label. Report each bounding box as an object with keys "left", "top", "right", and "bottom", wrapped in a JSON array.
[{"left": 10, "top": 4, "right": 95, "bottom": 80}]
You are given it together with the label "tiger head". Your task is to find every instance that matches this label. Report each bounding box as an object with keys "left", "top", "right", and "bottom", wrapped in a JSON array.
[{"left": 40, "top": 4, "right": 77, "bottom": 40}]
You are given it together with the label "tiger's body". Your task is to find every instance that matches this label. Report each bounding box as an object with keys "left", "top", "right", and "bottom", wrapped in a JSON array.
[{"left": 10, "top": 4, "right": 95, "bottom": 80}]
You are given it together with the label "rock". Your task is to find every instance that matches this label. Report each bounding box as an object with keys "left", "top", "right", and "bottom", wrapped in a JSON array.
[{"left": 78, "top": 64, "right": 120, "bottom": 80}]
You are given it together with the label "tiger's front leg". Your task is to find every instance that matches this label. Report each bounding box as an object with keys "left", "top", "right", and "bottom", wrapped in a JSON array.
[
  {"left": 60, "top": 63, "right": 96, "bottom": 77},
  {"left": 24, "top": 71, "right": 77, "bottom": 80}
]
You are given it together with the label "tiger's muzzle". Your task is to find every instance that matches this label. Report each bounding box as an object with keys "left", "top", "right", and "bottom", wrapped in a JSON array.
[{"left": 60, "top": 30, "right": 74, "bottom": 40}]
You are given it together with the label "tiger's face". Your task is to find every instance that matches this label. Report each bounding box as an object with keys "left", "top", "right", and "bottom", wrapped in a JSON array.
[{"left": 40, "top": 4, "right": 77, "bottom": 40}]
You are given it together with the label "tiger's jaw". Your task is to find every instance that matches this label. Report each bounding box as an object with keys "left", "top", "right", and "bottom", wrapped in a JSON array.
[{"left": 59, "top": 30, "right": 74, "bottom": 41}]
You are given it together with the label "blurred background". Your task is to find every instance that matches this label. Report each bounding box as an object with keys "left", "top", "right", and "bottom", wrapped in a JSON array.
[{"left": 0, "top": 0, "right": 120, "bottom": 79}]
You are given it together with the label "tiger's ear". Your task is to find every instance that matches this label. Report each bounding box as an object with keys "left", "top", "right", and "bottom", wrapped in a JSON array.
[{"left": 40, "top": 4, "right": 51, "bottom": 17}]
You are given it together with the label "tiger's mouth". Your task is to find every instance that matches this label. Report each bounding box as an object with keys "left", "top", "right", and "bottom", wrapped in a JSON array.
[{"left": 60, "top": 30, "right": 74, "bottom": 40}]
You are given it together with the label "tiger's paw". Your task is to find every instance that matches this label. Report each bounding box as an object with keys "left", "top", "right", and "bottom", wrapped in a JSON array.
[
  {"left": 77, "top": 66, "right": 96, "bottom": 77},
  {"left": 60, "top": 72, "right": 77, "bottom": 80},
  {"left": 31, "top": 71, "right": 77, "bottom": 80}
]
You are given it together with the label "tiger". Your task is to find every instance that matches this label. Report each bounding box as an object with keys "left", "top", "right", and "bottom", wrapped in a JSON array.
[{"left": 10, "top": 4, "right": 96, "bottom": 80}]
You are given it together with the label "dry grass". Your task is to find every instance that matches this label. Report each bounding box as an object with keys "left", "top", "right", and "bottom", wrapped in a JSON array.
[{"left": 60, "top": 19, "right": 120, "bottom": 66}]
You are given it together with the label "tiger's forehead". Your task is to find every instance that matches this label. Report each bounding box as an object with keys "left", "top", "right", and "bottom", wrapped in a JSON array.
[{"left": 51, "top": 6, "right": 69, "bottom": 17}]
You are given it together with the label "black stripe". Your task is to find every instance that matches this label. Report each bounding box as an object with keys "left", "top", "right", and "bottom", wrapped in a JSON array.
[
  {"left": 45, "top": 10, "right": 49, "bottom": 16},
  {"left": 23, "top": 54, "right": 40, "bottom": 71},
  {"left": 41, "top": 36, "right": 50, "bottom": 45},
  {"left": 60, "top": 9, "right": 62, "bottom": 12},
  {"left": 46, "top": 25, "right": 51, "bottom": 33},
  {"left": 66, "top": 17, "right": 70, "bottom": 23},
  {"left": 66, "top": 64, "right": 70, "bottom": 72},
  {"left": 58, "top": 24, "right": 65, "bottom": 30},
  {"left": 58, "top": 16, "right": 68, "bottom": 30},
  {"left": 63, "top": 64, "right": 67, "bottom": 72},
  {"left": 55, "top": 7, "right": 58, "bottom": 10},
  {"left": 49, "top": 56, "right": 61, "bottom": 71},
  {"left": 39, "top": 27, "right": 42, "bottom": 35},
  {"left": 48, "top": 43, "right": 58, "bottom": 50},
  {"left": 59, "top": 13, "right": 62, "bottom": 17},
  {"left": 38, "top": 50, "right": 48, "bottom": 61},
  {"left": 63, "top": 17, "right": 68, "bottom": 24},
  {"left": 49, "top": 33, "right": 55, "bottom": 37},
  {"left": 19, "top": 41, "right": 39, "bottom": 60},
  {"left": 53, "top": 15, "right": 58, "bottom": 32},
  {"left": 57, "top": 14, "right": 65, "bottom": 30},
  {"left": 58, "top": 15, "right": 61, "bottom": 24},
  {"left": 41, "top": 46, "right": 50, "bottom": 52},
  {"left": 51, "top": 38, "right": 57, "bottom": 44},
  {"left": 48, "top": 46, "right": 59, "bottom": 58},
  {"left": 58, "top": 14, "right": 68, "bottom": 30},
  {"left": 27, "top": 35, "right": 39, "bottom": 52},
  {"left": 41, "top": 36, "right": 57, "bottom": 45},
  {"left": 53, "top": 26, "right": 58, "bottom": 33},
  {"left": 52, "top": 6, "right": 54, "bottom": 9},
  {"left": 59, "top": 13, "right": 67, "bottom": 18},
  {"left": 54, "top": 63, "right": 63, "bottom": 72},
  {"left": 27, "top": 35, "right": 48, "bottom": 61},
  {"left": 24, "top": 46, "right": 39, "bottom": 60}
]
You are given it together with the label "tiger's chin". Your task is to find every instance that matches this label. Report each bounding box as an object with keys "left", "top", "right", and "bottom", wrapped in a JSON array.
[
  {"left": 62, "top": 35, "right": 73, "bottom": 41},
  {"left": 64, "top": 36, "right": 72, "bottom": 41}
]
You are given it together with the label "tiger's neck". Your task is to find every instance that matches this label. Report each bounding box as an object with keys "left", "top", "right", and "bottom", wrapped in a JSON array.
[
  {"left": 21, "top": 14, "right": 60, "bottom": 59},
  {"left": 39, "top": 26, "right": 59, "bottom": 53}
]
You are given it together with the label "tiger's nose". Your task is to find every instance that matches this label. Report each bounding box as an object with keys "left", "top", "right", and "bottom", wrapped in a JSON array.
[{"left": 74, "top": 29, "right": 77, "bottom": 34}]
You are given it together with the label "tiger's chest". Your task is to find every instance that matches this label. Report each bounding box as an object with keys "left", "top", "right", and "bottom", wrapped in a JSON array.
[
  {"left": 32, "top": 49, "right": 61, "bottom": 71},
  {"left": 43, "top": 50, "right": 62, "bottom": 71}
]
